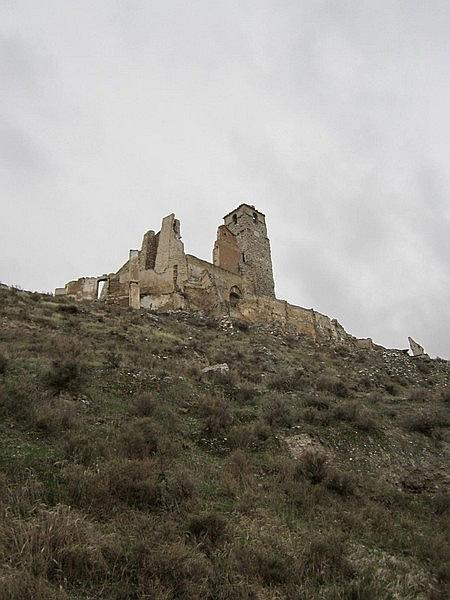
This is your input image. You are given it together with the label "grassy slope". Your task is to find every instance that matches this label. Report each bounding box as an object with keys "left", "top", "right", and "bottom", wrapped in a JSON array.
[{"left": 0, "top": 286, "right": 449, "bottom": 600}]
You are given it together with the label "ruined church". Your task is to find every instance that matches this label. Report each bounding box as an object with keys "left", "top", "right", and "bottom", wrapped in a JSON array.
[{"left": 56, "top": 204, "right": 358, "bottom": 344}]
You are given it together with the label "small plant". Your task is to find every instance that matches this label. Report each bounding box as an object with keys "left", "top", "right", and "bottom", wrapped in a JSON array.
[
  {"left": 317, "top": 374, "right": 349, "bottom": 398},
  {"left": 325, "top": 468, "right": 356, "bottom": 496},
  {"left": 268, "top": 369, "right": 308, "bottom": 392},
  {"left": 294, "top": 449, "right": 328, "bottom": 484},
  {"left": 301, "top": 533, "right": 352, "bottom": 579},
  {"left": 45, "top": 360, "right": 83, "bottom": 393},
  {"left": 441, "top": 389, "right": 450, "bottom": 404},
  {"left": 118, "top": 418, "right": 160, "bottom": 458},
  {"left": 403, "top": 410, "right": 449, "bottom": 436},
  {"left": 264, "top": 394, "right": 295, "bottom": 427},
  {"left": 131, "top": 393, "right": 157, "bottom": 416},
  {"left": 57, "top": 304, "right": 79, "bottom": 314},
  {"left": 201, "top": 396, "right": 233, "bottom": 435},
  {"left": 0, "top": 352, "right": 8, "bottom": 375},
  {"left": 34, "top": 397, "right": 78, "bottom": 434},
  {"left": 187, "top": 511, "right": 228, "bottom": 546}
]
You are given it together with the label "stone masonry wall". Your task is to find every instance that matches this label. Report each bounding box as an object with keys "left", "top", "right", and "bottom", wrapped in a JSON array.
[
  {"left": 213, "top": 226, "right": 240, "bottom": 274},
  {"left": 224, "top": 204, "right": 275, "bottom": 298}
]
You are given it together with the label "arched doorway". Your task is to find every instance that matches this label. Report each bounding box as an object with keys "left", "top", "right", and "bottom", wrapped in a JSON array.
[{"left": 229, "top": 285, "right": 242, "bottom": 306}]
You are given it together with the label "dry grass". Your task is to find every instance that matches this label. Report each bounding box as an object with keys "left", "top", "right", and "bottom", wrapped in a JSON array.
[{"left": 0, "top": 287, "right": 448, "bottom": 599}]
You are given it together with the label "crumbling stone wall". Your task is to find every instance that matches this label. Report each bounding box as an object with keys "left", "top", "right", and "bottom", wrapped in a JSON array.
[
  {"left": 54, "top": 204, "right": 358, "bottom": 345},
  {"left": 235, "top": 297, "right": 349, "bottom": 343},
  {"left": 140, "top": 231, "right": 159, "bottom": 271},
  {"left": 213, "top": 226, "right": 240, "bottom": 274},
  {"left": 186, "top": 255, "right": 244, "bottom": 312}
]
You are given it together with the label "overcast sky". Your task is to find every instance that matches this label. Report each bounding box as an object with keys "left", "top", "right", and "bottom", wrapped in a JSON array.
[{"left": 1, "top": 1, "right": 449, "bottom": 357}]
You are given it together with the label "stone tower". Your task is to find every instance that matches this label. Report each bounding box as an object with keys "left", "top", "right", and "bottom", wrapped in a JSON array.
[{"left": 223, "top": 204, "right": 275, "bottom": 298}]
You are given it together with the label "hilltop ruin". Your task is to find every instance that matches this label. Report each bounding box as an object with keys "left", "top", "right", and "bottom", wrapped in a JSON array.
[{"left": 56, "top": 204, "right": 367, "bottom": 345}]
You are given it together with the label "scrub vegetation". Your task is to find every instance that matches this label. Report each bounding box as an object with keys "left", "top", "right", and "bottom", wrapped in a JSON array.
[{"left": 0, "top": 286, "right": 449, "bottom": 599}]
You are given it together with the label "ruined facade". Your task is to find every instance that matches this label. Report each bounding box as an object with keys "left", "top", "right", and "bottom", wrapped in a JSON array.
[{"left": 55, "top": 204, "right": 353, "bottom": 343}]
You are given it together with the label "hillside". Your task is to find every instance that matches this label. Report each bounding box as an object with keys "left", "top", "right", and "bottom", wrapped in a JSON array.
[{"left": 0, "top": 286, "right": 449, "bottom": 600}]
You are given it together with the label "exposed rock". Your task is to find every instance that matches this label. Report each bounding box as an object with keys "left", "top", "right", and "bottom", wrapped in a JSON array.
[
  {"left": 409, "top": 337, "right": 427, "bottom": 357},
  {"left": 201, "top": 363, "right": 230, "bottom": 374},
  {"left": 283, "top": 432, "right": 325, "bottom": 459}
]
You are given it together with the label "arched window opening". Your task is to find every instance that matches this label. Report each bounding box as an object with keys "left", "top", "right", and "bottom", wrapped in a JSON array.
[
  {"left": 241, "top": 252, "right": 246, "bottom": 263},
  {"left": 233, "top": 214, "right": 238, "bottom": 224},
  {"left": 253, "top": 212, "right": 258, "bottom": 223},
  {"left": 229, "top": 286, "right": 242, "bottom": 306}
]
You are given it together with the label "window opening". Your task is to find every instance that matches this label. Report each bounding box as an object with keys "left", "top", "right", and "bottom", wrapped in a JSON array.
[{"left": 96, "top": 280, "right": 106, "bottom": 300}]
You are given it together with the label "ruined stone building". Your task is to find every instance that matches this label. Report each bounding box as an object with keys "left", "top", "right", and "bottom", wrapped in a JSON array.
[{"left": 56, "top": 204, "right": 357, "bottom": 344}]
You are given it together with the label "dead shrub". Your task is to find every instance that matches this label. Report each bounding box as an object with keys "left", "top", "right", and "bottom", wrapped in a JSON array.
[
  {"left": 187, "top": 511, "right": 228, "bottom": 546},
  {"left": 234, "top": 535, "right": 299, "bottom": 586},
  {"left": 108, "top": 459, "right": 162, "bottom": 509},
  {"left": 293, "top": 449, "right": 328, "bottom": 484},
  {"left": 45, "top": 360, "right": 83, "bottom": 394},
  {"left": 201, "top": 396, "right": 233, "bottom": 435},
  {"left": 34, "top": 397, "right": 78, "bottom": 434},
  {"left": 232, "top": 384, "right": 257, "bottom": 405},
  {"left": 317, "top": 375, "right": 349, "bottom": 398},
  {"left": 403, "top": 410, "right": 449, "bottom": 436},
  {"left": 301, "top": 533, "right": 352, "bottom": 581},
  {"left": 0, "top": 353, "right": 7, "bottom": 375},
  {"left": 134, "top": 539, "right": 212, "bottom": 599},
  {"left": 229, "top": 420, "right": 272, "bottom": 451},
  {"left": 57, "top": 304, "right": 79, "bottom": 314},
  {"left": 268, "top": 369, "right": 308, "bottom": 392},
  {"left": 263, "top": 394, "right": 295, "bottom": 427},
  {"left": 408, "top": 388, "right": 433, "bottom": 402},
  {"left": 2, "top": 505, "right": 109, "bottom": 585},
  {"left": 0, "top": 570, "right": 68, "bottom": 600},
  {"left": 325, "top": 468, "right": 356, "bottom": 496},
  {"left": 332, "top": 400, "right": 377, "bottom": 432},
  {"left": 131, "top": 392, "right": 157, "bottom": 416},
  {"left": 118, "top": 418, "right": 160, "bottom": 458},
  {"left": 63, "top": 430, "right": 108, "bottom": 465}
]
